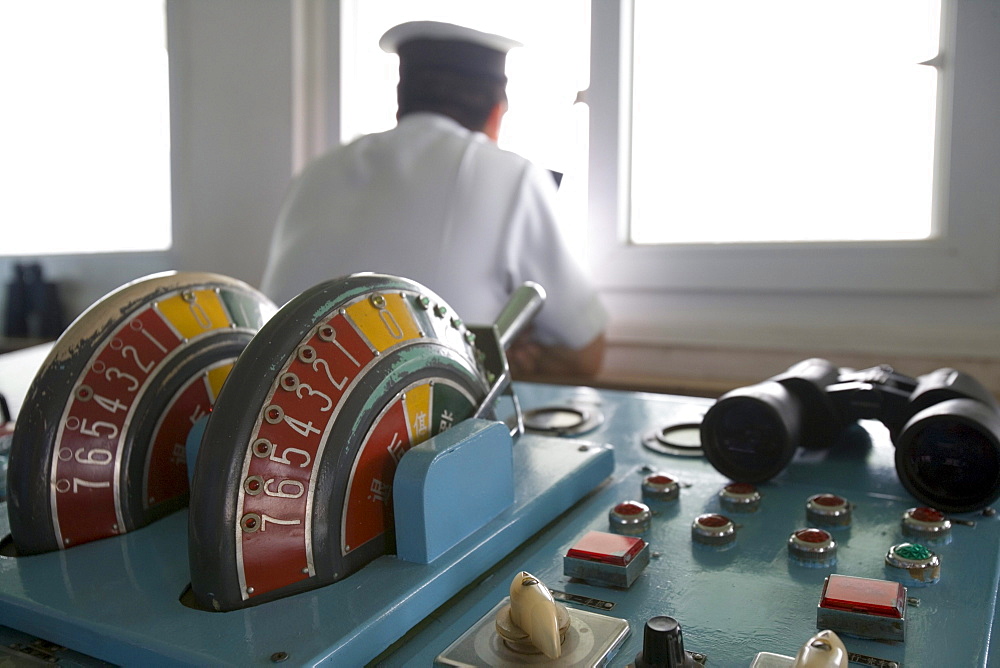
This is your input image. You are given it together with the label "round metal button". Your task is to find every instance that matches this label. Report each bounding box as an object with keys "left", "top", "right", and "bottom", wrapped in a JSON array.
[
  {"left": 691, "top": 513, "right": 736, "bottom": 547},
  {"left": 609, "top": 500, "right": 652, "bottom": 535},
  {"left": 901, "top": 507, "right": 952, "bottom": 545},
  {"left": 885, "top": 542, "right": 941, "bottom": 586},
  {"left": 719, "top": 482, "right": 761, "bottom": 513},
  {"left": 788, "top": 528, "right": 837, "bottom": 567},
  {"left": 806, "top": 493, "right": 852, "bottom": 527},
  {"left": 642, "top": 472, "right": 680, "bottom": 502}
]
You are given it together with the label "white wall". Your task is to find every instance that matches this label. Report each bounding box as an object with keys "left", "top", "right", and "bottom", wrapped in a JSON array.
[
  {"left": 0, "top": 1, "right": 295, "bottom": 324},
  {"left": 167, "top": 1, "right": 295, "bottom": 287}
]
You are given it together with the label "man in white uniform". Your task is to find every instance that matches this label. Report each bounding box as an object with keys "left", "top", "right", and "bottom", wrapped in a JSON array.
[{"left": 260, "top": 21, "right": 607, "bottom": 377}]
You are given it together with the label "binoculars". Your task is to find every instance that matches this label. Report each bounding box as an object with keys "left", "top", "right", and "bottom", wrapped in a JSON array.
[{"left": 700, "top": 358, "right": 1000, "bottom": 513}]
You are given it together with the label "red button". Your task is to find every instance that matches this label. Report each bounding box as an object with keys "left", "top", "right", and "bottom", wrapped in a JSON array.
[
  {"left": 614, "top": 502, "right": 646, "bottom": 516},
  {"left": 566, "top": 530, "right": 646, "bottom": 566},
  {"left": 820, "top": 574, "right": 905, "bottom": 619},
  {"left": 697, "top": 514, "right": 731, "bottom": 528},
  {"left": 647, "top": 474, "right": 674, "bottom": 485},
  {"left": 812, "top": 494, "right": 846, "bottom": 508},
  {"left": 795, "top": 528, "right": 832, "bottom": 544},
  {"left": 910, "top": 507, "right": 945, "bottom": 523},
  {"left": 725, "top": 482, "right": 757, "bottom": 495}
]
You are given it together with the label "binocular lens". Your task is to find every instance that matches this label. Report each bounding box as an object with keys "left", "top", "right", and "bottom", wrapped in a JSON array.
[
  {"left": 701, "top": 384, "right": 800, "bottom": 483},
  {"left": 896, "top": 399, "right": 1000, "bottom": 513}
]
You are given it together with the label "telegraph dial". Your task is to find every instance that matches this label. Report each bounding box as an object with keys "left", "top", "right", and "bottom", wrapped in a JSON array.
[
  {"left": 187, "top": 273, "right": 532, "bottom": 611},
  {"left": 6, "top": 272, "right": 276, "bottom": 555}
]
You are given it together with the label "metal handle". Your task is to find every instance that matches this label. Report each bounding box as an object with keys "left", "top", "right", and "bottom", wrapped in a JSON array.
[{"left": 494, "top": 282, "right": 546, "bottom": 349}]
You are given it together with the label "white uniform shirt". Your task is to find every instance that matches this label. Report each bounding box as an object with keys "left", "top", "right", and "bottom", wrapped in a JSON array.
[{"left": 260, "top": 113, "right": 606, "bottom": 349}]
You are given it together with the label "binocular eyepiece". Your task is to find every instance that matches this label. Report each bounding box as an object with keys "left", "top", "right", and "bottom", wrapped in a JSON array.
[{"left": 700, "top": 358, "right": 1000, "bottom": 513}]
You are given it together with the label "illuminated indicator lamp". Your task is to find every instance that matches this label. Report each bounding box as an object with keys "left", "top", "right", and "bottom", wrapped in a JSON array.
[
  {"left": 788, "top": 528, "right": 837, "bottom": 567},
  {"left": 806, "top": 493, "right": 852, "bottom": 528},
  {"left": 817, "top": 574, "right": 906, "bottom": 642},
  {"left": 691, "top": 513, "right": 736, "bottom": 547},
  {"left": 901, "top": 507, "right": 952, "bottom": 545},
  {"left": 642, "top": 472, "right": 680, "bottom": 502},
  {"left": 719, "top": 482, "right": 761, "bottom": 513},
  {"left": 564, "top": 530, "right": 650, "bottom": 588},
  {"left": 885, "top": 542, "right": 941, "bottom": 587},
  {"left": 609, "top": 500, "right": 652, "bottom": 535}
]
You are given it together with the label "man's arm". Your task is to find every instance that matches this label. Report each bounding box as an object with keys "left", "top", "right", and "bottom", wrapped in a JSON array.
[{"left": 507, "top": 332, "right": 606, "bottom": 380}]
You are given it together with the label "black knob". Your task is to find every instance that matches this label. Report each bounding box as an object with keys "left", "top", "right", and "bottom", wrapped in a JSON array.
[{"left": 635, "top": 616, "right": 693, "bottom": 668}]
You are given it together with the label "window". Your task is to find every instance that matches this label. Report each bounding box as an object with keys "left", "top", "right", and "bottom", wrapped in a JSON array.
[
  {"left": 587, "top": 0, "right": 1000, "bottom": 294},
  {"left": 630, "top": 1, "right": 940, "bottom": 244},
  {"left": 1, "top": 1, "right": 171, "bottom": 256}
]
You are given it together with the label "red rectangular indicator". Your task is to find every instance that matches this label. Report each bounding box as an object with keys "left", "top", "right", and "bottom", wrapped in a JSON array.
[
  {"left": 567, "top": 530, "right": 646, "bottom": 567},
  {"left": 820, "top": 574, "right": 906, "bottom": 619}
]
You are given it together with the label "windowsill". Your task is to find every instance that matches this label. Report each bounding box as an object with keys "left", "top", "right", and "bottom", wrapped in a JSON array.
[
  {"left": 594, "top": 337, "right": 1000, "bottom": 402},
  {"left": 0, "top": 337, "right": 53, "bottom": 355}
]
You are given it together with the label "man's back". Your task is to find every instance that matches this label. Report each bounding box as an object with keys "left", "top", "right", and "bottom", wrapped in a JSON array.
[{"left": 261, "top": 112, "right": 605, "bottom": 351}]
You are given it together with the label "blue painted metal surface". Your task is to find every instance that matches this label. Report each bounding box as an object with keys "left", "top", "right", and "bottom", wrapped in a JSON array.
[
  {"left": 394, "top": 419, "right": 514, "bottom": 564},
  {"left": 1, "top": 382, "right": 999, "bottom": 666}
]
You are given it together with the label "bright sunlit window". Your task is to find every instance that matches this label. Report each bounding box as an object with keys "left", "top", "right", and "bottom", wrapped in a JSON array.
[
  {"left": 630, "top": 0, "right": 941, "bottom": 244},
  {"left": 1, "top": 1, "right": 171, "bottom": 256},
  {"left": 342, "top": 0, "right": 590, "bottom": 251}
]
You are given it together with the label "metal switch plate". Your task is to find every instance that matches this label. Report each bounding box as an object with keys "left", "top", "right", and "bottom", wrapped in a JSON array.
[{"left": 435, "top": 597, "right": 630, "bottom": 667}]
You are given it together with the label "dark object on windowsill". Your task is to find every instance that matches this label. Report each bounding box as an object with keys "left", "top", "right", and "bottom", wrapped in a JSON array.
[{"left": 3, "top": 262, "right": 66, "bottom": 340}]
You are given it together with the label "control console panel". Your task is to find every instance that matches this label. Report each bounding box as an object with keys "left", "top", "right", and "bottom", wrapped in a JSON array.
[
  {"left": 0, "top": 382, "right": 996, "bottom": 666},
  {"left": 0, "top": 273, "right": 996, "bottom": 666}
]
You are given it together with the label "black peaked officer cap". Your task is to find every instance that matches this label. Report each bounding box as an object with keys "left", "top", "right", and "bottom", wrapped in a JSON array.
[{"left": 380, "top": 21, "right": 521, "bottom": 84}]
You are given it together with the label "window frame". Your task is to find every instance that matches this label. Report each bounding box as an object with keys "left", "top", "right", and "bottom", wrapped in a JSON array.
[{"left": 587, "top": 0, "right": 1000, "bottom": 296}]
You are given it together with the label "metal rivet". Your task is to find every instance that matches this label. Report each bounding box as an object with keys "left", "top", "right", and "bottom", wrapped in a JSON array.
[
  {"left": 270, "top": 652, "right": 288, "bottom": 663},
  {"left": 241, "top": 513, "right": 261, "bottom": 533}
]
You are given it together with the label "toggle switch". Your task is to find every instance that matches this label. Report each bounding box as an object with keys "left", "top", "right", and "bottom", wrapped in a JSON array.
[
  {"left": 435, "top": 571, "right": 630, "bottom": 666},
  {"left": 634, "top": 616, "right": 705, "bottom": 667},
  {"left": 750, "top": 629, "right": 848, "bottom": 668},
  {"left": 495, "top": 571, "right": 569, "bottom": 659}
]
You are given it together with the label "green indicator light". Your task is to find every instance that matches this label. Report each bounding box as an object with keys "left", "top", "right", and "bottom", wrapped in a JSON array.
[{"left": 895, "top": 543, "right": 932, "bottom": 561}]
